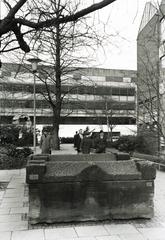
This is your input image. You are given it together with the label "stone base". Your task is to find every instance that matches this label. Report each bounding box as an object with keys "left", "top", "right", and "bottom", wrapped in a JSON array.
[{"left": 29, "top": 180, "right": 154, "bottom": 224}]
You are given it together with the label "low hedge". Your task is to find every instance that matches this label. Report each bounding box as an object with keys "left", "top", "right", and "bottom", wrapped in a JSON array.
[{"left": 0, "top": 144, "right": 33, "bottom": 169}]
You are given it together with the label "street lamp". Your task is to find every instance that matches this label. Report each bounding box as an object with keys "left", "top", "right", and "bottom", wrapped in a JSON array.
[{"left": 27, "top": 57, "right": 41, "bottom": 154}]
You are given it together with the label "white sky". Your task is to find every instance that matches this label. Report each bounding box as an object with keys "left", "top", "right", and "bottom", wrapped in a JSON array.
[
  {"left": 1, "top": 0, "right": 162, "bottom": 70},
  {"left": 93, "top": 0, "right": 161, "bottom": 70}
]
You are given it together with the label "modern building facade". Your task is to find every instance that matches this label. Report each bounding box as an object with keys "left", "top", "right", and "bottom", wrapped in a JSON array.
[
  {"left": 0, "top": 63, "right": 137, "bottom": 136},
  {"left": 137, "top": 0, "right": 165, "bottom": 151}
]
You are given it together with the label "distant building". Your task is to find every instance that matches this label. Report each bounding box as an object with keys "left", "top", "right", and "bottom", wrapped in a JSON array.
[
  {"left": 0, "top": 63, "right": 137, "bottom": 135},
  {"left": 137, "top": 0, "right": 165, "bottom": 151}
]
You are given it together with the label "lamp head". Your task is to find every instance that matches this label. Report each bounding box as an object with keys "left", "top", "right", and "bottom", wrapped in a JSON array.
[{"left": 27, "top": 58, "right": 41, "bottom": 73}]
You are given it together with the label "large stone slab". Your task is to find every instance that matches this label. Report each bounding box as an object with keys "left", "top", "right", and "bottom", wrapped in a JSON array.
[{"left": 26, "top": 154, "right": 156, "bottom": 224}]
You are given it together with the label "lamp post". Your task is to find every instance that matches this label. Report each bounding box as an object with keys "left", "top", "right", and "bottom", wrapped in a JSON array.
[{"left": 27, "top": 58, "right": 41, "bottom": 154}]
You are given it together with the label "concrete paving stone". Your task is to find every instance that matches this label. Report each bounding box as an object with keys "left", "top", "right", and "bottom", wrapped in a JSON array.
[
  {"left": 20, "top": 168, "right": 26, "bottom": 175},
  {"left": 138, "top": 227, "right": 165, "bottom": 239},
  {"left": 74, "top": 225, "right": 108, "bottom": 237},
  {"left": 96, "top": 236, "right": 121, "bottom": 240},
  {"left": 10, "top": 207, "right": 29, "bottom": 214},
  {"left": 0, "top": 201, "right": 24, "bottom": 208},
  {"left": 104, "top": 224, "right": 139, "bottom": 235},
  {"left": 0, "top": 208, "right": 10, "bottom": 214},
  {"left": 160, "top": 222, "right": 165, "bottom": 227},
  {"left": 5, "top": 188, "right": 25, "bottom": 193},
  {"left": 2, "top": 197, "right": 28, "bottom": 203},
  {"left": 0, "top": 177, "right": 11, "bottom": 182},
  {"left": 4, "top": 192, "right": 24, "bottom": 198},
  {"left": 0, "top": 231, "right": 11, "bottom": 240},
  {"left": 0, "top": 221, "right": 28, "bottom": 231},
  {"left": 45, "top": 227, "right": 78, "bottom": 240},
  {"left": 0, "top": 214, "right": 22, "bottom": 223},
  {"left": 7, "top": 182, "right": 25, "bottom": 187},
  {"left": 0, "top": 191, "right": 5, "bottom": 199},
  {"left": 6, "top": 170, "right": 21, "bottom": 176},
  {"left": 11, "top": 229, "right": 44, "bottom": 240},
  {"left": 52, "top": 238, "right": 96, "bottom": 240},
  {"left": 118, "top": 233, "right": 146, "bottom": 240}
]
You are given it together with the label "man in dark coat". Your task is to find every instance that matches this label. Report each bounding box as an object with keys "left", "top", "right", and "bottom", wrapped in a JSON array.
[{"left": 94, "top": 130, "right": 107, "bottom": 153}]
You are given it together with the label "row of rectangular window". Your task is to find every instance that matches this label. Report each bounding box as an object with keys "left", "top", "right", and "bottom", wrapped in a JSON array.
[
  {"left": 0, "top": 84, "right": 135, "bottom": 96},
  {"left": 0, "top": 99, "right": 135, "bottom": 110}
]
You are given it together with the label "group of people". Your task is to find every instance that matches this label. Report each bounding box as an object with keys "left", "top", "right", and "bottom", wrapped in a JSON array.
[
  {"left": 73, "top": 126, "right": 107, "bottom": 154},
  {"left": 39, "top": 126, "right": 107, "bottom": 155}
]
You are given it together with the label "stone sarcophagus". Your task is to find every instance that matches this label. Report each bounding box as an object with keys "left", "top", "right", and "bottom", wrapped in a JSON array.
[{"left": 26, "top": 154, "right": 156, "bottom": 224}]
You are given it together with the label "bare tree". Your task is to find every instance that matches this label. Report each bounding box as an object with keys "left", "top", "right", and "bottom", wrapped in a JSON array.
[
  {"left": 23, "top": 0, "right": 108, "bottom": 149},
  {"left": 0, "top": 0, "right": 116, "bottom": 56}
]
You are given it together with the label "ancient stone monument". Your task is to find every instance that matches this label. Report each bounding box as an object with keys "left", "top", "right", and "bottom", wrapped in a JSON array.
[{"left": 26, "top": 153, "right": 156, "bottom": 224}]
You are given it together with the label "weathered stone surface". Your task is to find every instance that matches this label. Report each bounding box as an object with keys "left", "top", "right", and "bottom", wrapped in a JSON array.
[
  {"left": 115, "top": 152, "right": 130, "bottom": 160},
  {"left": 26, "top": 154, "right": 156, "bottom": 224},
  {"left": 29, "top": 180, "right": 154, "bottom": 223},
  {"left": 135, "top": 160, "right": 156, "bottom": 180},
  {"left": 30, "top": 154, "right": 50, "bottom": 161},
  {"left": 26, "top": 161, "right": 46, "bottom": 183},
  {"left": 50, "top": 153, "right": 116, "bottom": 161},
  {"left": 43, "top": 160, "right": 141, "bottom": 182}
]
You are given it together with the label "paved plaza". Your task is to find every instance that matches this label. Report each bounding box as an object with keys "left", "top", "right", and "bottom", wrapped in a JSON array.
[{"left": 0, "top": 144, "right": 165, "bottom": 239}]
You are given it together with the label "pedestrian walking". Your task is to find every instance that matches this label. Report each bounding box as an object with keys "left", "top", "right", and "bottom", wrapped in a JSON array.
[{"left": 40, "top": 130, "right": 52, "bottom": 154}]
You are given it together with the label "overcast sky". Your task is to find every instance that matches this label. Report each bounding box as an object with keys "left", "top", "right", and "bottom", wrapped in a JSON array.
[
  {"left": 93, "top": 0, "right": 160, "bottom": 70},
  {"left": 1, "top": 0, "right": 162, "bottom": 70}
]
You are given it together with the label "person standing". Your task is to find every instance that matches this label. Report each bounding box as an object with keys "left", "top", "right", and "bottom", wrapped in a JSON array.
[
  {"left": 40, "top": 130, "right": 52, "bottom": 154},
  {"left": 81, "top": 126, "right": 94, "bottom": 154},
  {"left": 76, "top": 129, "right": 83, "bottom": 153},
  {"left": 94, "top": 130, "right": 107, "bottom": 153},
  {"left": 73, "top": 131, "right": 79, "bottom": 148}
]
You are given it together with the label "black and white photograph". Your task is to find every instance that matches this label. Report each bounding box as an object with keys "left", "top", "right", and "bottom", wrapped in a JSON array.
[{"left": 0, "top": 0, "right": 165, "bottom": 239}]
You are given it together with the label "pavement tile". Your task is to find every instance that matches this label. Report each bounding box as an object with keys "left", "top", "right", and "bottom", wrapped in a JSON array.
[
  {"left": 96, "top": 236, "right": 121, "bottom": 240},
  {"left": 138, "top": 227, "right": 165, "bottom": 239},
  {"left": 7, "top": 183, "right": 25, "bottom": 189},
  {"left": 45, "top": 227, "right": 77, "bottom": 240},
  {"left": 2, "top": 197, "right": 28, "bottom": 203},
  {"left": 118, "top": 233, "right": 146, "bottom": 240},
  {"left": 12, "top": 229, "right": 44, "bottom": 240},
  {"left": 0, "top": 231, "right": 11, "bottom": 240},
  {"left": 0, "top": 208, "right": 10, "bottom": 214},
  {"left": 0, "top": 191, "right": 5, "bottom": 199},
  {"left": 0, "top": 201, "right": 24, "bottom": 208},
  {"left": 0, "top": 214, "right": 22, "bottom": 223},
  {"left": 4, "top": 192, "right": 24, "bottom": 198},
  {"left": 0, "top": 177, "right": 11, "bottom": 182},
  {"left": 0, "top": 221, "right": 28, "bottom": 231},
  {"left": 74, "top": 225, "right": 108, "bottom": 237},
  {"left": 104, "top": 224, "right": 139, "bottom": 235},
  {"left": 7, "top": 170, "right": 20, "bottom": 176},
  {"left": 5, "top": 189, "right": 25, "bottom": 194},
  {"left": 10, "top": 207, "right": 29, "bottom": 214}
]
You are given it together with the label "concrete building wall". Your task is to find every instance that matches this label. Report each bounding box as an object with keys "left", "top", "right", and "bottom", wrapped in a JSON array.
[{"left": 0, "top": 63, "right": 137, "bottom": 134}]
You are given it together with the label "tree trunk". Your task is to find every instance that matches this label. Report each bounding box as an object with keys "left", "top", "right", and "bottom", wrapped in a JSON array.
[
  {"left": 51, "top": 19, "right": 61, "bottom": 151},
  {"left": 52, "top": 121, "right": 60, "bottom": 150}
]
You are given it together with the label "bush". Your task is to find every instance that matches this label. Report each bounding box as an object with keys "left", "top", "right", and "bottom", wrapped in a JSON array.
[
  {"left": 112, "top": 135, "right": 151, "bottom": 154},
  {"left": 0, "top": 125, "right": 19, "bottom": 145},
  {"left": 0, "top": 144, "right": 33, "bottom": 169},
  {"left": 61, "top": 137, "right": 74, "bottom": 144}
]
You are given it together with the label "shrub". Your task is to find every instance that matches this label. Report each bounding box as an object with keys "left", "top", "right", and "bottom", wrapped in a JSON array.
[
  {"left": 112, "top": 135, "right": 151, "bottom": 154},
  {"left": 0, "top": 144, "right": 33, "bottom": 169},
  {"left": 0, "top": 125, "right": 19, "bottom": 145}
]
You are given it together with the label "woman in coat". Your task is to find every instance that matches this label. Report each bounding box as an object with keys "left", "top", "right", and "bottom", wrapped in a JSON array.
[{"left": 40, "top": 130, "right": 52, "bottom": 154}]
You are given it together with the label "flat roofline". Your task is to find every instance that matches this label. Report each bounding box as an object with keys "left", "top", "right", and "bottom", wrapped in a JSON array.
[{"left": 1, "top": 62, "right": 137, "bottom": 73}]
